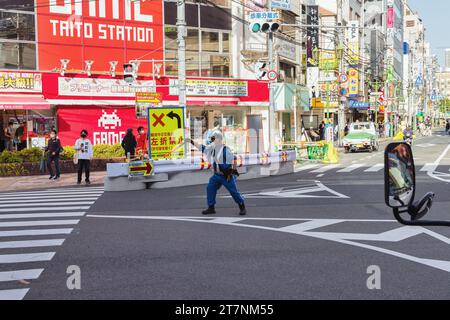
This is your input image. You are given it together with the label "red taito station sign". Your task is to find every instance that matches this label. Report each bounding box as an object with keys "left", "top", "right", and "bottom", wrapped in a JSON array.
[{"left": 36, "top": 0, "right": 164, "bottom": 73}]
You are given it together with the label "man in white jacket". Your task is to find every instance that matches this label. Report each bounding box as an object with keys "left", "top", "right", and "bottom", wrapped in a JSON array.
[{"left": 74, "top": 129, "right": 93, "bottom": 185}]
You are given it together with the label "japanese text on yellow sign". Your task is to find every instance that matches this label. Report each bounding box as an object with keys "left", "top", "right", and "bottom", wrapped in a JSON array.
[
  {"left": 0, "top": 72, "right": 42, "bottom": 92},
  {"left": 148, "top": 107, "right": 186, "bottom": 160},
  {"left": 348, "top": 68, "right": 359, "bottom": 96}
]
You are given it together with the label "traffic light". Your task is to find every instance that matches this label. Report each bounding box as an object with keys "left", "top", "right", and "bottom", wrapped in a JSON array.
[
  {"left": 261, "top": 22, "right": 280, "bottom": 33},
  {"left": 123, "top": 63, "right": 136, "bottom": 84},
  {"left": 254, "top": 62, "right": 267, "bottom": 80},
  {"left": 249, "top": 22, "right": 262, "bottom": 33},
  {"left": 249, "top": 22, "right": 279, "bottom": 33}
]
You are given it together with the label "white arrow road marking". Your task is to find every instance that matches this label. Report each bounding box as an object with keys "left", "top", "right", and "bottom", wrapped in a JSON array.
[
  {"left": 420, "top": 143, "right": 450, "bottom": 183},
  {"left": 86, "top": 215, "right": 450, "bottom": 274},
  {"left": 225, "top": 181, "right": 350, "bottom": 199}
]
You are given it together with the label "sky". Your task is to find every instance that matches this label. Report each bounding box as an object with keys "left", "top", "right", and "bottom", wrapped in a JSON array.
[{"left": 408, "top": 0, "right": 450, "bottom": 67}]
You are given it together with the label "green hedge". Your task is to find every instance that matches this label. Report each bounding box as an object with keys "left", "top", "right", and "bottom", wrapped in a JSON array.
[{"left": 0, "top": 144, "right": 125, "bottom": 163}]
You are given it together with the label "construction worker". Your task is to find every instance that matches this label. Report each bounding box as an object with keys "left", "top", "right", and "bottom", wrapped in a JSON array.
[{"left": 186, "top": 131, "right": 246, "bottom": 216}]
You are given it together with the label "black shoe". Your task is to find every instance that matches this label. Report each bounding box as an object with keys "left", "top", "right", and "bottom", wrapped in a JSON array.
[
  {"left": 85, "top": 180, "right": 91, "bottom": 185},
  {"left": 238, "top": 203, "right": 247, "bottom": 216},
  {"left": 202, "top": 206, "right": 216, "bottom": 215},
  {"left": 53, "top": 176, "right": 60, "bottom": 180},
  {"left": 77, "top": 181, "right": 82, "bottom": 185},
  {"left": 49, "top": 176, "right": 54, "bottom": 180}
]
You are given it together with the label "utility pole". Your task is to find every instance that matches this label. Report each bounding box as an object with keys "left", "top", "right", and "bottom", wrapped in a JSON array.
[
  {"left": 177, "top": 0, "right": 187, "bottom": 108},
  {"left": 267, "top": 0, "right": 275, "bottom": 152},
  {"left": 361, "top": 0, "right": 366, "bottom": 103},
  {"left": 337, "top": 0, "right": 346, "bottom": 147},
  {"left": 383, "top": 0, "right": 389, "bottom": 137}
]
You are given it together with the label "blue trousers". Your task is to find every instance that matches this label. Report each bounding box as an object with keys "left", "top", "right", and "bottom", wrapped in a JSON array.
[{"left": 207, "top": 174, "right": 244, "bottom": 207}]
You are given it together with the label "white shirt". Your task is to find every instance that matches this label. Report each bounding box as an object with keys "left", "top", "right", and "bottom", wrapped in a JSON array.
[{"left": 75, "top": 138, "right": 93, "bottom": 160}]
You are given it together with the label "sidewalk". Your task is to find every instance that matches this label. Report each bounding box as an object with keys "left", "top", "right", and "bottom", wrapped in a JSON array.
[{"left": 0, "top": 171, "right": 106, "bottom": 192}]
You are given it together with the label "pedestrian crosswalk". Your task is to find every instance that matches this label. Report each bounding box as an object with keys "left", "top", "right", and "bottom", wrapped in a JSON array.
[
  {"left": 296, "top": 163, "right": 385, "bottom": 176},
  {"left": 0, "top": 186, "right": 104, "bottom": 300},
  {"left": 295, "top": 162, "right": 446, "bottom": 176}
]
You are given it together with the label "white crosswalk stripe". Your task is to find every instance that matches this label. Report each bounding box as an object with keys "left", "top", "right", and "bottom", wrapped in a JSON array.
[
  {"left": 364, "top": 163, "right": 385, "bottom": 172},
  {"left": 310, "top": 165, "right": 340, "bottom": 173},
  {"left": 0, "top": 269, "right": 43, "bottom": 282},
  {"left": 0, "top": 187, "right": 103, "bottom": 300},
  {"left": 294, "top": 164, "right": 320, "bottom": 172},
  {"left": 0, "top": 289, "right": 29, "bottom": 300},
  {"left": 337, "top": 164, "right": 365, "bottom": 173}
]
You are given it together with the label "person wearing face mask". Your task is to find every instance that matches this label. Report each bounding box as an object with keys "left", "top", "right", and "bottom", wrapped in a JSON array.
[
  {"left": 136, "top": 126, "right": 148, "bottom": 158},
  {"left": 185, "top": 131, "right": 246, "bottom": 216},
  {"left": 45, "top": 129, "right": 63, "bottom": 180},
  {"left": 74, "top": 130, "right": 93, "bottom": 185}
]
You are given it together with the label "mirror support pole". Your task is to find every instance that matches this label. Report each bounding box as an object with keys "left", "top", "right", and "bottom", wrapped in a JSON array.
[{"left": 393, "top": 208, "right": 450, "bottom": 227}]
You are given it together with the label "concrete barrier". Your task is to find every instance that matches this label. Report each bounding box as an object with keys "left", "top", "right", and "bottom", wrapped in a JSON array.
[
  {"left": 105, "top": 151, "right": 296, "bottom": 191},
  {"left": 104, "top": 173, "right": 169, "bottom": 192}
]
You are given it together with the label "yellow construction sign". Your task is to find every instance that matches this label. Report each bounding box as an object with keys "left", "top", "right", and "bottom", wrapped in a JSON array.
[
  {"left": 148, "top": 106, "right": 186, "bottom": 160},
  {"left": 128, "top": 160, "right": 154, "bottom": 177}
]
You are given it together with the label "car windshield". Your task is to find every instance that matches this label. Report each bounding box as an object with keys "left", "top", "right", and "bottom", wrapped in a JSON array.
[{"left": 352, "top": 124, "right": 371, "bottom": 131}]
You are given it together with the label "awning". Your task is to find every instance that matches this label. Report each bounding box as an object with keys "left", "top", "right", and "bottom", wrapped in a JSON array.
[{"left": 0, "top": 95, "right": 50, "bottom": 110}]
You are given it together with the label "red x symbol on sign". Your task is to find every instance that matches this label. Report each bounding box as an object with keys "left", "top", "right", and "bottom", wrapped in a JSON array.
[{"left": 152, "top": 113, "right": 165, "bottom": 127}]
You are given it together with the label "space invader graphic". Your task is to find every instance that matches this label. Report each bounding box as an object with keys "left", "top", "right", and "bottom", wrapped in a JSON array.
[{"left": 98, "top": 109, "right": 122, "bottom": 130}]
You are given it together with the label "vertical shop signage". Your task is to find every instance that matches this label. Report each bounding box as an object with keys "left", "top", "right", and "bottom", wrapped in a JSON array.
[
  {"left": 348, "top": 68, "right": 359, "bottom": 97},
  {"left": 306, "top": 5, "right": 319, "bottom": 67},
  {"left": 347, "top": 21, "right": 359, "bottom": 67}
]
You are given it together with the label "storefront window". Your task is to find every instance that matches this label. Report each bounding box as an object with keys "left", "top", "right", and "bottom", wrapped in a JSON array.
[
  {"left": 0, "top": 42, "right": 36, "bottom": 70},
  {"left": 201, "top": 54, "right": 230, "bottom": 77},
  {"left": 164, "top": 50, "right": 200, "bottom": 77},
  {"left": 165, "top": 27, "right": 199, "bottom": 51},
  {"left": 186, "top": 29, "right": 200, "bottom": 51},
  {"left": 0, "top": 12, "right": 35, "bottom": 41},
  {"left": 188, "top": 108, "right": 247, "bottom": 153},
  {"left": 0, "top": 6, "right": 36, "bottom": 70},
  {"left": 165, "top": 50, "right": 178, "bottom": 76},
  {"left": 222, "top": 33, "right": 230, "bottom": 52},
  {"left": 208, "top": 0, "right": 231, "bottom": 7},
  {"left": 0, "top": 0, "right": 35, "bottom": 12},
  {"left": 164, "top": 26, "right": 178, "bottom": 51},
  {"left": 165, "top": 25, "right": 231, "bottom": 78},
  {"left": 18, "top": 43, "right": 36, "bottom": 69},
  {"left": 202, "top": 31, "right": 219, "bottom": 52}
]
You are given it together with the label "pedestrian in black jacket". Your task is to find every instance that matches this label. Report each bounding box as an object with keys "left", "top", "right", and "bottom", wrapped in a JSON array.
[
  {"left": 46, "top": 129, "right": 63, "bottom": 180},
  {"left": 121, "top": 128, "right": 137, "bottom": 158}
]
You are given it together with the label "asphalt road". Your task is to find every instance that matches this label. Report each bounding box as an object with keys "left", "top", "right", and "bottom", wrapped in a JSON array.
[{"left": 1, "top": 131, "right": 450, "bottom": 300}]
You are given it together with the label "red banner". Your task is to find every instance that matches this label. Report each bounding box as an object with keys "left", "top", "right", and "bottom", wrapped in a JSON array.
[
  {"left": 36, "top": 0, "right": 164, "bottom": 73},
  {"left": 57, "top": 106, "right": 148, "bottom": 146},
  {"left": 387, "top": 7, "right": 394, "bottom": 29}
]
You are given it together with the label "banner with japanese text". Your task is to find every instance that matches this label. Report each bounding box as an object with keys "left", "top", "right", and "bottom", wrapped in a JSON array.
[{"left": 147, "top": 107, "right": 186, "bottom": 160}]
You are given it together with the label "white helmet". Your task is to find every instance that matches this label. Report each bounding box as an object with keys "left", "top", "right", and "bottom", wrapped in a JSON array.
[{"left": 210, "top": 130, "right": 223, "bottom": 142}]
